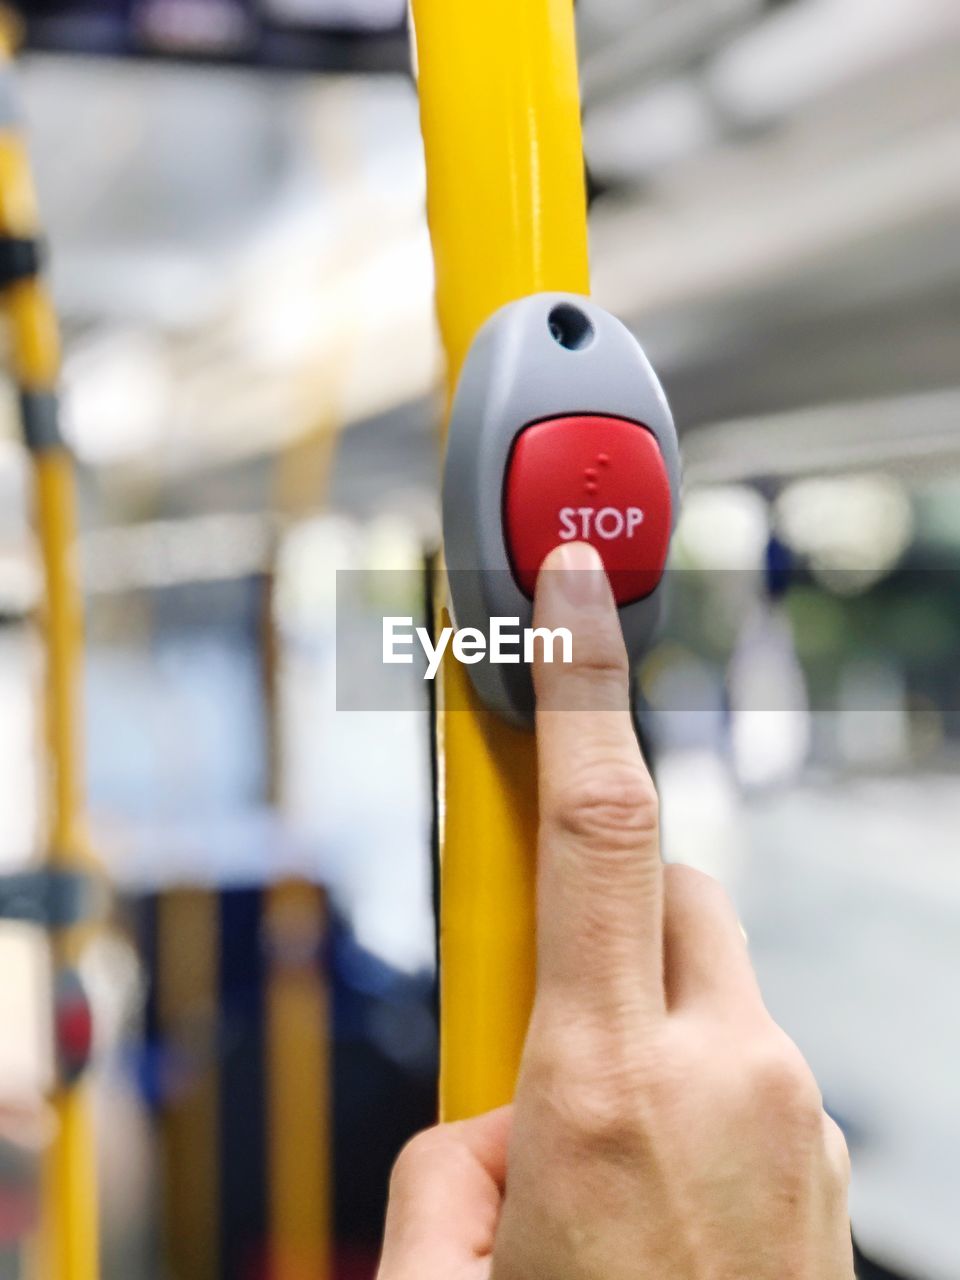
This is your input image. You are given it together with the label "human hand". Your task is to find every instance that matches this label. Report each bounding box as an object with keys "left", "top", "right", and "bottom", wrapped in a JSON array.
[{"left": 378, "top": 541, "right": 854, "bottom": 1280}]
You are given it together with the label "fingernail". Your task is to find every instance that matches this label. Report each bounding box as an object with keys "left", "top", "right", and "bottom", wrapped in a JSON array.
[{"left": 541, "top": 541, "right": 608, "bottom": 606}]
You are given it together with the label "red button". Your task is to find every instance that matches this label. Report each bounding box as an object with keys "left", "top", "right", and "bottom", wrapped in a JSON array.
[{"left": 503, "top": 415, "right": 672, "bottom": 604}]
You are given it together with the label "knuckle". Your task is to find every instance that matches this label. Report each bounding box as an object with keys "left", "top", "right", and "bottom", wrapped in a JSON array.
[
  {"left": 824, "top": 1116, "right": 853, "bottom": 1183},
  {"left": 523, "top": 1017, "right": 667, "bottom": 1155},
  {"left": 569, "top": 626, "right": 630, "bottom": 679},
  {"left": 746, "top": 1035, "right": 822, "bottom": 1122},
  {"left": 550, "top": 764, "right": 659, "bottom": 850},
  {"left": 544, "top": 1066, "right": 641, "bottom": 1153}
]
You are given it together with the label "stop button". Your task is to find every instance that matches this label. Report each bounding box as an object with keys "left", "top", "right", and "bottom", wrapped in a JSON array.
[
  {"left": 442, "top": 291, "right": 680, "bottom": 725},
  {"left": 504, "top": 414, "right": 672, "bottom": 604}
]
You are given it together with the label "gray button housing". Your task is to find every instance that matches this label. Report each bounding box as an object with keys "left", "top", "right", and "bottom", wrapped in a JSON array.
[{"left": 443, "top": 292, "right": 681, "bottom": 727}]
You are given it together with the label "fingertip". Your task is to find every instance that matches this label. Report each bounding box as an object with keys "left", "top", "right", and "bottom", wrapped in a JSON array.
[
  {"left": 539, "top": 540, "right": 605, "bottom": 575},
  {"left": 534, "top": 541, "right": 611, "bottom": 618},
  {"left": 532, "top": 542, "right": 629, "bottom": 713}
]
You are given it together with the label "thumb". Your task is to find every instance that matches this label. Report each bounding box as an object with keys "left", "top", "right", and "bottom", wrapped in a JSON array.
[{"left": 378, "top": 1108, "right": 511, "bottom": 1280}]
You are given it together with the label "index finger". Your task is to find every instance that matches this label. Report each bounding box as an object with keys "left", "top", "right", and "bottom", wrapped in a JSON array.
[{"left": 531, "top": 542, "right": 664, "bottom": 1018}]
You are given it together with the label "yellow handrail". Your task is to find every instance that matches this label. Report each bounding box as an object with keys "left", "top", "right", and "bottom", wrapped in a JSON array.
[
  {"left": 410, "top": 2, "right": 590, "bottom": 1120},
  {"left": 0, "top": 34, "right": 101, "bottom": 1280},
  {"left": 263, "top": 383, "right": 348, "bottom": 1280},
  {"left": 264, "top": 880, "right": 331, "bottom": 1280},
  {"left": 156, "top": 889, "right": 220, "bottom": 1280}
]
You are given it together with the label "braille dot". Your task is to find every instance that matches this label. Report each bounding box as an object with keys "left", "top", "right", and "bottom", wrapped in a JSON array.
[{"left": 597, "top": 453, "right": 610, "bottom": 466}]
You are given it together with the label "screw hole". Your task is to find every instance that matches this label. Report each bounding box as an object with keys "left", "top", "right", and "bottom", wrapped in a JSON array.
[{"left": 547, "top": 303, "right": 595, "bottom": 351}]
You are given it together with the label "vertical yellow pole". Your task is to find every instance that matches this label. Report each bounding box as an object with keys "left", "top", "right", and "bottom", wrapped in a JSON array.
[
  {"left": 264, "top": 882, "right": 331, "bottom": 1280},
  {"left": 0, "top": 33, "right": 101, "bottom": 1280},
  {"left": 155, "top": 890, "right": 220, "bottom": 1280},
  {"left": 263, "top": 396, "right": 343, "bottom": 1280},
  {"left": 410, "top": 3, "right": 590, "bottom": 1119}
]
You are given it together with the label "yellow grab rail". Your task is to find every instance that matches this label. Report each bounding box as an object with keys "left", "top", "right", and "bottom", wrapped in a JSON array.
[
  {"left": 264, "top": 881, "right": 331, "bottom": 1280},
  {"left": 262, "top": 381, "right": 350, "bottom": 1280},
  {"left": 410, "top": 1, "right": 590, "bottom": 1120},
  {"left": 0, "top": 32, "right": 101, "bottom": 1280}
]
